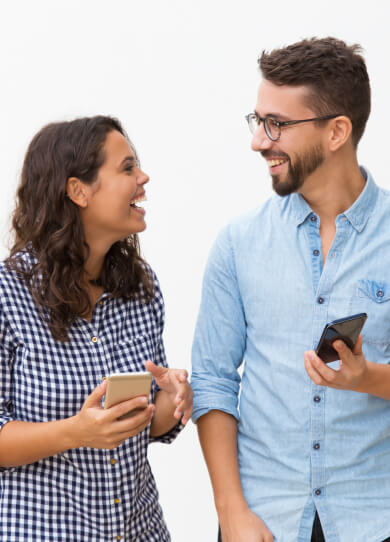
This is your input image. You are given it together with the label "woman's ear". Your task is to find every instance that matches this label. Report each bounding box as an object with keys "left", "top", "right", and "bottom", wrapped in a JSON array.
[
  {"left": 328, "top": 116, "right": 353, "bottom": 152},
  {"left": 66, "top": 177, "right": 89, "bottom": 208}
]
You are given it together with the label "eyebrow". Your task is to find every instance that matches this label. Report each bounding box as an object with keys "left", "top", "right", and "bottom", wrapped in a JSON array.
[
  {"left": 119, "top": 156, "right": 136, "bottom": 168},
  {"left": 255, "top": 109, "right": 291, "bottom": 121}
]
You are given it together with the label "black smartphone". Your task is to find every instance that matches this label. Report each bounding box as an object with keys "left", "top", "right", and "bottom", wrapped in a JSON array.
[{"left": 315, "top": 313, "right": 367, "bottom": 363}]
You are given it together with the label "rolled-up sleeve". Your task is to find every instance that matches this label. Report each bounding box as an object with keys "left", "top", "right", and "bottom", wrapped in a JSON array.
[
  {"left": 0, "top": 303, "right": 16, "bottom": 431},
  {"left": 149, "top": 273, "right": 185, "bottom": 444},
  {"left": 191, "top": 225, "right": 246, "bottom": 423}
]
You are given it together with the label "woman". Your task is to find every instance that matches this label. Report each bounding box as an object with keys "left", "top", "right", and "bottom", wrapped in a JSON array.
[{"left": 0, "top": 116, "right": 193, "bottom": 541}]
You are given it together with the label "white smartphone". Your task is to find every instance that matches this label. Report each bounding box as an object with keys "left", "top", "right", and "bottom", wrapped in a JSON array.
[{"left": 103, "top": 371, "right": 153, "bottom": 420}]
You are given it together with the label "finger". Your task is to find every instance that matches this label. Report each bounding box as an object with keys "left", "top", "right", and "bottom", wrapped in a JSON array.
[
  {"left": 145, "top": 360, "right": 168, "bottom": 379},
  {"left": 115, "top": 414, "right": 153, "bottom": 442},
  {"left": 116, "top": 405, "right": 155, "bottom": 434},
  {"left": 181, "top": 404, "right": 193, "bottom": 425},
  {"left": 304, "top": 354, "right": 326, "bottom": 386},
  {"left": 176, "top": 369, "right": 189, "bottom": 382},
  {"left": 84, "top": 379, "right": 107, "bottom": 408},
  {"left": 304, "top": 352, "right": 340, "bottom": 388},
  {"left": 352, "top": 334, "right": 363, "bottom": 355},
  {"left": 106, "top": 395, "right": 149, "bottom": 421},
  {"left": 174, "top": 381, "right": 190, "bottom": 404},
  {"left": 332, "top": 340, "right": 355, "bottom": 366}
]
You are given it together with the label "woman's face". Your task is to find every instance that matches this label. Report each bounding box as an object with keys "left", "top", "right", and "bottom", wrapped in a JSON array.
[{"left": 79, "top": 129, "right": 149, "bottom": 246}]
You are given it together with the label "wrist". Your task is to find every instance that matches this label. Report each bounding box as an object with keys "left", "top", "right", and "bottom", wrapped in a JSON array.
[
  {"left": 354, "top": 361, "right": 375, "bottom": 394},
  {"left": 215, "top": 493, "right": 249, "bottom": 518},
  {"left": 62, "top": 415, "right": 83, "bottom": 449}
]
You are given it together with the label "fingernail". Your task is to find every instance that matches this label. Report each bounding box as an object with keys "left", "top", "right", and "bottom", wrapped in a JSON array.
[{"left": 140, "top": 397, "right": 148, "bottom": 404}]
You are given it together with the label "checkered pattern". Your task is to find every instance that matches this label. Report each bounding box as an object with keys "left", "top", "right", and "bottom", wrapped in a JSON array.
[{"left": 0, "top": 254, "right": 181, "bottom": 541}]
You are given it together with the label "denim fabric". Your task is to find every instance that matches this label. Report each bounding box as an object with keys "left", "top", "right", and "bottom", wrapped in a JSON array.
[{"left": 192, "top": 168, "right": 390, "bottom": 542}]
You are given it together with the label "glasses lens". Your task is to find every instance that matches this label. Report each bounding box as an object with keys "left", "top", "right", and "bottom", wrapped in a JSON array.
[
  {"left": 265, "top": 117, "right": 280, "bottom": 141},
  {"left": 246, "top": 113, "right": 258, "bottom": 134}
]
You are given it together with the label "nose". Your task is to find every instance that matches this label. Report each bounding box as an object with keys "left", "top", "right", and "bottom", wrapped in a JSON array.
[
  {"left": 251, "top": 123, "right": 273, "bottom": 152},
  {"left": 137, "top": 168, "right": 149, "bottom": 185}
]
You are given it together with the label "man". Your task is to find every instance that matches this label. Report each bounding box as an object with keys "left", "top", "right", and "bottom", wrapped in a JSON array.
[{"left": 191, "top": 37, "right": 390, "bottom": 542}]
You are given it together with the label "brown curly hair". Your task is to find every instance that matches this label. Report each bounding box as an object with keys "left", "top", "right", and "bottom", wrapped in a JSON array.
[
  {"left": 6, "top": 116, "right": 154, "bottom": 341},
  {"left": 259, "top": 37, "right": 371, "bottom": 147}
]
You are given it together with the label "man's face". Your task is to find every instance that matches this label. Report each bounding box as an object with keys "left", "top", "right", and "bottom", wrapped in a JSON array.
[{"left": 251, "top": 80, "right": 327, "bottom": 196}]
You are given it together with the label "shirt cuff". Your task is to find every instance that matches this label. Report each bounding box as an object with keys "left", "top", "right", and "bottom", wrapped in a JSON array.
[{"left": 148, "top": 420, "right": 185, "bottom": 444}]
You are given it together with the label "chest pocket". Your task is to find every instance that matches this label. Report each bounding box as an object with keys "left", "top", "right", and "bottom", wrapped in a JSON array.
[
  {"left": 111, "top": 333, "right": 156, "bottom": 374},
  {"left": 349, "top": 279, "right": 390, "bottom": 346}
]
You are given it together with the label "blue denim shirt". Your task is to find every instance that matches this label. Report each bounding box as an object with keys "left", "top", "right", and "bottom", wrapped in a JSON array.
[{"left": 191, "top": 168, "right": 390, "bottom": 542}]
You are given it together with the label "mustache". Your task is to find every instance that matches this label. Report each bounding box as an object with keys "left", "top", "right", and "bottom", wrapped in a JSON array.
[{"left": 260, "top": 150, "right": 290, "bottom": 161}]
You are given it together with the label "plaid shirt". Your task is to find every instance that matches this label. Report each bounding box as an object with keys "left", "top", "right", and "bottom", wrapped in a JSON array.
[{"left": 0, "top": 254, "right": 181, "bottom": 541}]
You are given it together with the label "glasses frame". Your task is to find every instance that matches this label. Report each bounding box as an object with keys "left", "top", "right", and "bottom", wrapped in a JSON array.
[{"left": 245, "top": 112, "right": 342, "bottom": 141}]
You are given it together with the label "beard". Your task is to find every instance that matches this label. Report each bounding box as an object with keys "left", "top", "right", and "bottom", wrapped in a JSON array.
[{"left": 267, "top": 144, "right": 325, "bottom": 197}]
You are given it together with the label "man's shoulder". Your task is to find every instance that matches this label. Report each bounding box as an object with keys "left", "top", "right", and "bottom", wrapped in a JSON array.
[{"left": 220, "top": 194, "right": 288, "bottom": 240}]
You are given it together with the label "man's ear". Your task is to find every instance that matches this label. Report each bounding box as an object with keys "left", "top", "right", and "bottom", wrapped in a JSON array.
[
  {"left": 328, "top": 116, "right": 353, "bottom": 152},
  {"left": 66, "top": 177, "right": 89, "bottom": 208}
]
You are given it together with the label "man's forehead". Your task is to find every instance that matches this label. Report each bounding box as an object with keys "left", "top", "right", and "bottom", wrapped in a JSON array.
[{"left": 256, "top": 79, "right": 313, "bottom": 117}]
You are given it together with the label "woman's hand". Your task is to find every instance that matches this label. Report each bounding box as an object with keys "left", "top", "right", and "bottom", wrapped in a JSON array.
[
  {"left": 145, "top": 360, "right": 193, "bottom": 425},
  {"left": 70, "top": 380, "right": 155, "bottom": 449},
  {"left": 304, "top": 334, "right": 368, "bottom": 391}
]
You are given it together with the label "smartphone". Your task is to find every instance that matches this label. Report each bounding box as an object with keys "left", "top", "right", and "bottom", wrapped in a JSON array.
[
  {"left": 103, "top": 371, "right": 152, "bottom": 420},
  {"left": 315, "top": 312, "right": 367, "bottom": 363}
]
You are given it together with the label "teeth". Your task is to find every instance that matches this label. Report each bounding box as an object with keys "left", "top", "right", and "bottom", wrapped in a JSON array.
[
  {"left": 130, "top": 195, "right": 147, "bottom": 205},
  {"left": 267, "top": 159, "right": 286, "bottom": 167}
]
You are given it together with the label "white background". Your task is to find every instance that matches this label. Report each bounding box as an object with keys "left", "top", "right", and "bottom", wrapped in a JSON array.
[{"left": 0, "top": 1, "right": 389, "bottom": 540}]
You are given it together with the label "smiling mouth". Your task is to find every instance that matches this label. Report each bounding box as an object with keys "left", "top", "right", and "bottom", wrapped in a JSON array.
[
  {"left": 267, "top": 158, "right": 289, "bottom": 168},
  {"left": 129, "top": 194, "right": 147, "bottom": 207}
]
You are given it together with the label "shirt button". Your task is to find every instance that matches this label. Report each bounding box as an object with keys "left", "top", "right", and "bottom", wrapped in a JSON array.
[
  {"left": 313, "top": 443, "right": 320, "bottom": 450},
  {"left": 377, "top": 290, "right": 384, "bottom": 298},
  {"left": 317, "top": 297, "right": 324, "bottom": 304},
  {"left": 99, "top": 300, "right": 103, "bottom": 306},
  {"left": 314, "top": 488, "right": 322, "bottom": 496},
  {"left": 110, "top": 458, "right": 117, "bottom": 465},
  {"left": 313, "top": 249, "right": 320, "bottom": 256},
  {"left": 314, "top": 395, "right": 321, "bottom": 403},
  {"left": 91, "top": 336, "right": 98, "bottom": 343},
  {"left": 114, "top": 498, "right": 120, "bottom": 504},
  {"left": 116, "top": 537, "right": 121, "bottom": 540},
  {"left": 311, "top": 216, "right": 317, "bottom": 222}
]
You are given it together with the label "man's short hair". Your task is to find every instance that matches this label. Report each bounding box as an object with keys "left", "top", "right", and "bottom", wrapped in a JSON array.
[{"left": 259, "top": 37, "right": 370, "bottom": 147}]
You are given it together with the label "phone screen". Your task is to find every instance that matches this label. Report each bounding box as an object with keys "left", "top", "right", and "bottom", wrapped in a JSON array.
[{"left": 315, "top": 313, "right": 367, "bottom": 363}]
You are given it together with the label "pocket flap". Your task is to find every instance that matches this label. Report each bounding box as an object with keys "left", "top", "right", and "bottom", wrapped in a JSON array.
[{"left": 357, "top": 279, "right": 390, "bottom": 303}]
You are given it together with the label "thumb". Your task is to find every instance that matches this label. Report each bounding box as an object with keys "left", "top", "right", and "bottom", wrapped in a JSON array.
[
  {"left": 145, "top": 360, "right": 168, "bottom": 379},
  {"left": 84, "top": 379, "right": 107, "bottom": 408}
]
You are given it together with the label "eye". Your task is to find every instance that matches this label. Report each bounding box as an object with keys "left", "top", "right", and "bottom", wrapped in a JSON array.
[
  {"left": 124, "top": 165, "right": 134, "bottom": 173},
  {"left": 267, "top": 117, "right": 280, "bottom": 128}
]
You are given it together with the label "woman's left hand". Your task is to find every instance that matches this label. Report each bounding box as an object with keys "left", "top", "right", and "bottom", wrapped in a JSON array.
[
  {"left": 145, "top": 360, "right": 193, "bottom": 424},
  {"left": 304, "top": 334, "right": 368, "bottom": 391}
]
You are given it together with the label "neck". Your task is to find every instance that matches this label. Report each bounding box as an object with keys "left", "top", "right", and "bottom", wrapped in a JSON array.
[
  {"left": 84, "top": 238, "right": 113, "bottom": 282},
  {"left": 298, "top": 151, "right": 365, "bottom": 226}
]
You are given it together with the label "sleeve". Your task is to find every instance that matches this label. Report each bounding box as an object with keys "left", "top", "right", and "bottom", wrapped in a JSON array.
[
  {"left": 148, "top": 271, "right": 184, "bottom": 444},
  {"left": 191, "top": 224, "right": 246, "bottom": 423},
  {"left": 0, "top": 300, "right": 16, "bottom": 432}
]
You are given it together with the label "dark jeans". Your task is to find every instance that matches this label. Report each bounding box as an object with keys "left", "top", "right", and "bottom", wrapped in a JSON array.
[{"left": 217, "top": 512, "right": 390, "bottom": 541}]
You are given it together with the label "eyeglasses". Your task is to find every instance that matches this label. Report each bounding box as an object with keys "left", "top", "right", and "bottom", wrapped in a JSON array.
[{"left": 245, "top": 112, "right": 341, "bottom": 142}]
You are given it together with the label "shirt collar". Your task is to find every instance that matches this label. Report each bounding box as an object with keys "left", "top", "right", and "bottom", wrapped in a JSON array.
[{"left": 288, "top": 166, "right": 378, "bottom": 232}]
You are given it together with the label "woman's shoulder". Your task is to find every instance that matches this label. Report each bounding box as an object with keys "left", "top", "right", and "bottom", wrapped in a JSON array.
[{"left": 0, "top": 251, "right": 36, "bottom": 296}]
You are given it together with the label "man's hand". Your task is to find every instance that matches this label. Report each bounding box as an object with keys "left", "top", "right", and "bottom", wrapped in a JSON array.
[
  {"left": 219, "top": 504, "right": 274, "bottom": 542},
  {"left": 145, "top": 360, "right": 193, "bottom": 424},
  {"left": 304, "top": 334, "right": 368, "bottom": 391}
]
